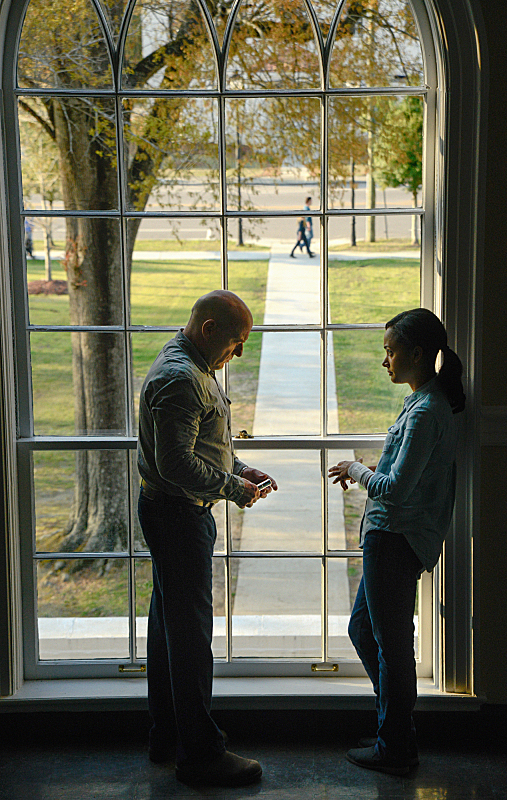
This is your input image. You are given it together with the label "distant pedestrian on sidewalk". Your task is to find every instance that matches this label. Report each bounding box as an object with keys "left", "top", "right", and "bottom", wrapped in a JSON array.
[
  {"left": 304, "top": 196, "right": 313, "bottom": 249},
  {"left": 290, "top": 216, "right": 314, "bottom": 257},
  {"left": 329, "top": 308, "right": 465, "bottom": 776},
  {"left": 24, "top": 217, "right": 34, "bottom": 258}
]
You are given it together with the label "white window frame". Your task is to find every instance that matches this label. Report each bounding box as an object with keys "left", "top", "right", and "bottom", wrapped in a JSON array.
[{"left": 0, "top": 0, "right": 485, "bottom": 695}]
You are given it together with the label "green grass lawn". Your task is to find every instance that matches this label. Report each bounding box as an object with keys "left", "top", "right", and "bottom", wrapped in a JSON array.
[
  {"left": 328, "top": 257, "right": 420, "bottom": 432},
  {"left": 31, "top": 238, "right": 269, "bottom": 252},
  {"left": 328, "top": 237, "right": 420, "bottom": 253}
]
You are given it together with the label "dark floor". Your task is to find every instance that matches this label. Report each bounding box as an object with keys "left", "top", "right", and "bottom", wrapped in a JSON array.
[{"left": 0, "top": 708, "right": 505, "bottom": 799}]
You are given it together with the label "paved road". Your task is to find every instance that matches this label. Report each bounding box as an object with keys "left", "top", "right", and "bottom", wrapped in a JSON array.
[{"left": 28, "top": 181, "right": 420, "bottom": 246}]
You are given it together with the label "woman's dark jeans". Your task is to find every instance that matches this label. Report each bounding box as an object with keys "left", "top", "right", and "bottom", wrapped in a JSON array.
[
  {"left": 348, "top": 530, "right": 422, "bottom": 761},
  {"left": 138, "top": 488, "right": 225, "bottom": 767}
]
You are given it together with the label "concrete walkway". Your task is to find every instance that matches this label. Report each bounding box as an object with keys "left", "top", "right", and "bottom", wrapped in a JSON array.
[{"left": 233, "top": 244, "right": 354, "bottom": 648}]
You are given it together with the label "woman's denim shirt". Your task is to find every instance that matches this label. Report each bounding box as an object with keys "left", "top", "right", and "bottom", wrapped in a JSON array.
[{"left": 349, "top": 377, "right": 458, "bottom": 572}]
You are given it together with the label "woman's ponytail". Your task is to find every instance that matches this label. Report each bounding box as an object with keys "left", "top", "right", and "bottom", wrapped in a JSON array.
[
  {"left": 437, "top": 345, "right": 466, "bottom": 414},
  {"left": 386, "top": 308, "right": 466, "bottom": 414}
]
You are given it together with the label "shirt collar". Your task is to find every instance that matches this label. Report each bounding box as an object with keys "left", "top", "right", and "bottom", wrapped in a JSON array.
[
  {"left": 403, "top": 376, "right": 439, "bottom": 411},
  {"left": 175, "top": 330, "right": 214, "bottom": 376}
]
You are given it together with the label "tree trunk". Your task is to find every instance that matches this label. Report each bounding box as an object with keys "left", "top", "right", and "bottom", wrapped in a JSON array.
[
  {"left": 366, "top": 113, "right": 376, "bottom": 243},
  {"left": 49, "top": 97, "right": 137, "bottom": 562},
  {"left": 366, "top": 152, "right": 376, "bottom": 242},
  {"left": 44, "top": 226, "right": 52, "bottom": 281},
  {"left": 411, "top": 191, "right": 419, "bottom": 245}
]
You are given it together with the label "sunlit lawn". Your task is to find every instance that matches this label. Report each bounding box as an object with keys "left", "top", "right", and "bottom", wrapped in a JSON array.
[{"left": 329, "top": 257, "right": 420, "bottom": 432}]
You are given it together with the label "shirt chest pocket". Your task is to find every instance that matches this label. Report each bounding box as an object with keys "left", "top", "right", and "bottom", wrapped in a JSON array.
[
  {"left": 383, "top": 423, "right": 404, "bottom": 453},
  {"left": 201, "top": 401, "right": 230, "bottom": 444}
]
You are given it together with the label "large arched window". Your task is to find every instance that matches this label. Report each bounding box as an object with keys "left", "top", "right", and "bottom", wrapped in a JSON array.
[{"left": 0, "top": 0, "right": 481, "bottom": 692}]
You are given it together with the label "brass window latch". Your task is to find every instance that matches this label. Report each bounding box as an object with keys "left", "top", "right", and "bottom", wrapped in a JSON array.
[
  {"left": 311, "top": 663, "right": 339, "bottom": 673},
  {"left": 118, "top": 664, "right": 146, "bottom": 674},
  {"left": 236, "top": 430, "right": 254, "bottom": 439}
]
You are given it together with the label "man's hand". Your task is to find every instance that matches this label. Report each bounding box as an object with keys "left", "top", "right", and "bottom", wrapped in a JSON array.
[
  {"left": 238, "top": 468, "right": 278, "bottom": 507},
  {"left": 237, "top": 479, "right": 260, "bottom": 508}
]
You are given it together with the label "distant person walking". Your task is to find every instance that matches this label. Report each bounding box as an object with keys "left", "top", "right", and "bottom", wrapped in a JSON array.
[
  {"left": 290, "top": 216, "right": 314, "bottom": 258},
  {"left": 329, "top": 308, "right": 465, "bottom": 776},
  {"left": 24, "top": 217, "right": 34, "bottom": 258},
  {"left": 305, "top": 196, "right": 313, "bottom": 249}
]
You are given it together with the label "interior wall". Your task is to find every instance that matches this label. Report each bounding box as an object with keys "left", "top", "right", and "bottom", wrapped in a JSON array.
[{"left": 476, "top": 0, "right": 507, "bottom": 703}]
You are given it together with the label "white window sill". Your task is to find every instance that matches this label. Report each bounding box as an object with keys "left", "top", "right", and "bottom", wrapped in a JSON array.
[{"left": 0, "top": 677, "right": 481, "bottom": 712}]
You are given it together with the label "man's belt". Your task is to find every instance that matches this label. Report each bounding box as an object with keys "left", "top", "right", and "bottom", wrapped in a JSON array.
[{"left": 140, "top": 479, "right": 214, "bottom": 509}]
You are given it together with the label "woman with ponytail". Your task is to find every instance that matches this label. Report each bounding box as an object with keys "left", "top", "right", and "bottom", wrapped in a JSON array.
[{"left": 329, "top": 308, "right": 465, "bottom": 776}]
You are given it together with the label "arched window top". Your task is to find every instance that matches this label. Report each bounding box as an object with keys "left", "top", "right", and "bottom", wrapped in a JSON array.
[
  {"left": 97, "top": 0, "right": 130, "bottom": 44},
  {"left": 17, "top": 0, "right": 426, "bottom": 94},
  {"left": 122, "top": 0, "right": 218, "bottom": 90},
  {"left": 225, "top": 0, "right": 322, "bottom": 91},
  {"left": 17, "top": 0, "right": 114, "bottom": 89},
  {"left": 328, "top": 0, "right": 424, "bottom": 88}
]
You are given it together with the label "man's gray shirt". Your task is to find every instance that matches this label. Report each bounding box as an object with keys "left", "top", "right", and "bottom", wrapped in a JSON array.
[{"left": 138, "top": 331, "right": 247, "bottom": 505}]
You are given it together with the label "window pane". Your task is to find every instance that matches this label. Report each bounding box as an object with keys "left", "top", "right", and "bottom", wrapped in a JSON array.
[
  {"left": 37, "top": 558, "right": 130, "bottom": 660},
  {"left": 230, "top": 449, "right": 322, "bottom": 552},
  {"left": 130, "top": 451, "right": 148, "bottom": 552},
  {"left": 329, "top": 0, "right": 424, "bottom": 88},
  {"left": 328, "top": 220, "right": 420, "bottom": 324},
  {"left": 97, "top": 0, "right": 129, "bottom": 44},
  {"left": 328, "top": 442, "right": 384, "bottom": 551},
  {"left": 135, "top": 556, "right": 226, "bottom": 660},
  {"left": 122, "top": 0, "right": 217, "bottom": 90},
  {"left": 229, "top": 331, "right": 322, "bottom": 436},
  {"left": 18, "top": 98, "right": 118, "bottom": 211},
  {"left": 327, "top": 330, "right": 407, "bottom": 434},
  {"left": 227, "top": 0, "right": 320, "bottom": 90},
  {"left": 227, "top": 247, "right": 269, "bottom": 329},
  {"left": 34, "top": 450, "right": 129, "bottom": 554},
  {"left": 211, "top": 557, "right": 226, "bottom": 659},
  {"left": 226, "top": 214, "right": 320, "bottom": 254},
  {"left": 18, "top": 0, "right": 113, "bottom": 89},
  {"left": 31, "top": 332, "right": 127, "bottom": 436},
  {"left": 231, "top": 557, "right": 321, "bottom": 658},
  {"left": 128, "top": 218, "right": 221, "bottom": 326},
  {"left": 211, "top": 501, "right": 226, "bottom": 555},
  {"left": 26, "top": 217, "right": 123, "bottom": 326},
  {"left": 328, "top": 95, "right": 423, "bottom": 211},
  {"left": 312, "top": 0, "right": 339, "bottom": 38},
  {"left": 131, "top": 331, "right": 228, "bottom": 437},
  {"left": 228, "top": 219, "right": 320, "bottom": 323},
  {"left": 328, "top": 213, "right": 422, "bottom": 256},
  {"left": 135, "top": 557, "right": 151, "bottom": 660},
  {"left": 131, "top": 331, "right": 173, "bottom": 436},
  {"left": 123, "top": 97, "right": 219, "bottom": 212},
  {"left": 225, "top": 98, "right": 320, "bottom": 212},
  {"left": 328, "top": 557, "right": 363, "bottom": 660},
  {"left": 327, "top": 560, "right": 420, "bottom": 660}
]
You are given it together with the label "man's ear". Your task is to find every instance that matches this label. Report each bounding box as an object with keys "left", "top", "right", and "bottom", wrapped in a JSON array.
[{"left": 201, "top": 319, "right": 216, "bottom": 341}]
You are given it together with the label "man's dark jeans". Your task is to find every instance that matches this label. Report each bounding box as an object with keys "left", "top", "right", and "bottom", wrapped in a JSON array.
[
  {"left": 348, "top": 530, "right": 422, "bottom": 762},
  {"left": 138, "top": 488, "right": 226, "bottom": 767}
]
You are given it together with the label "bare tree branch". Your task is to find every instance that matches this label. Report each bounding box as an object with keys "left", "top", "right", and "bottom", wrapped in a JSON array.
[{"left": 19, "top": 100, "right": 56, "bottom": 141}]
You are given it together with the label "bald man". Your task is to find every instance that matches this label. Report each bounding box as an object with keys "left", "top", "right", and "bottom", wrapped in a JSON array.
[{"left": 137, "top": 291, "right": 276, "bottom": 787}]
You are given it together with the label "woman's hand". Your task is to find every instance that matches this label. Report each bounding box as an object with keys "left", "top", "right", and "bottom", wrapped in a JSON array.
[{"left": 328, "top": 458, "right": 363, "bottom": 491}]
